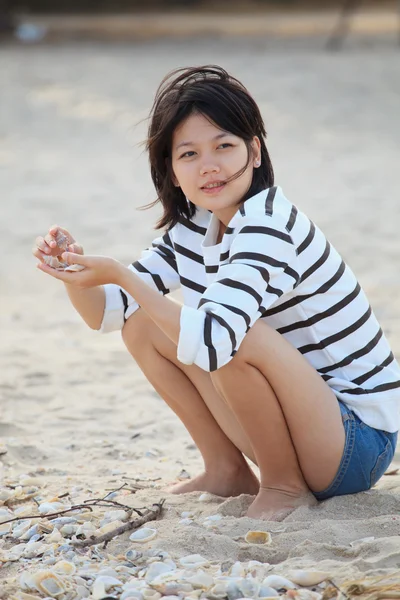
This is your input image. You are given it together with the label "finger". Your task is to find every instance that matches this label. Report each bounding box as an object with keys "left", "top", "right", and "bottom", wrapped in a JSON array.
[
  {"left": 49, "top": 225, "right": 75, "bottom": 245},
  {"left": 32, "top": 248, "right": 46, "bottom": 262},
  {"left": 37, "top": 262, "right": 76, "bottom": 282},
  {"left": 44, "top": 232, "right": 58, "bottom": 249},
  {"left": 67, "top": 243, "right": 84, "bottom": 254},
  {"left": 35, "top": 236, "right": 52, "bottom": 254},
  {"left": 61, "top": 252, "right": 88, "bottom": 266}
]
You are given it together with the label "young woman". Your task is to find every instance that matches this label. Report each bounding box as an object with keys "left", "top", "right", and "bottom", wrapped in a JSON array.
[{"left": 33, "top": 65, "right": 399, "bottom": 520}]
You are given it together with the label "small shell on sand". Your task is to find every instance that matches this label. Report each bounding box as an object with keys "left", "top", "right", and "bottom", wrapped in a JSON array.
[
  {"left": 21, "top": 570, "right": 67, "bottom": 597},
  {"left": 129, "top": 527, "right": 157, "bottom": 543},
  {"left": 245, "top": 530, "right": 272, "bottom": 545},
  {"left": 288, "top": 570, "right": 330, "bottom": 586},
  {"left": 178, "top": 554, "right": 209, "bottom": 568},
  {"left": 263, "top": 575, "right": 297, "bottom": 590}
]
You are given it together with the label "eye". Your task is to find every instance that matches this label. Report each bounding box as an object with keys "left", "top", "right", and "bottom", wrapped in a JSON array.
[
  {"left": 179, "top": 151, "right": 196, "bottom": 159},
  {"left": 218, "top": 143, "right": 233, "bottom": 149}
]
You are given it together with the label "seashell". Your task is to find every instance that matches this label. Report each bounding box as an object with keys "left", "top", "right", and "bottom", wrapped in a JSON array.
[
  {"left": 52, "top": 516, "right": 78, "bottom": 527},
  {"left": 288, "top": 571, "right": 330, "bottom": 587},
  {"left": 258, "top": 585, "right": 279, "bottom": 597},
  {"left": 97, "top": 567, "right": 119, "bottom": 579},
  {"left": 179, "top": 518, "right": 193, "bottom": 525},
  {"left": 13, "top": 521, "right": 33, "bottom": 539},
  {"left": 27, "top": 533, "right": 42, "bottom": 543},
  {"left": 244, "top": 530, "right": 272, "bottom": 545},
  {"left": 145, "top": 561, "right": 176, "bottom": 583},
  {"left": 0, "top": 508, "right": 13, "bottom": 522},
  {"left": 184, "top": 569, "right": 214, "bottom": 589},
  {"left": 181, "top": 511, "right": 194, "bottom": 518},
  {"left": 224, "top": 580, "right": 242, "bottom": 600},
  {"left": 0, "top": 489, "right": 14, "bottom": 503},
  {"left": 208, "top": 582, "right": 229, "bottom": 599},
  {"left": 22, "top": 541, "right": 48, "bottom": 558},
  {"left": 46, "top": 528, "right": 62, "bottom": 543},
  {"left": 95, "top": 519, "right": 124, "bottom": 536},
  {"left": 91, "top": 575, "right": 123, "bottom": 600},
  {"left": 123, "top": 579, "right": 146, "bottom": 591},
  {"left": 102, "top": 509, "right": 129, "bottom": 523},
  {"left": 198, "top": 493, "right": 213, "bottom": 503},
  {"left": 229, "top": 562, "right": 245, "bottom": 578},
  {"left": 20, "top": 572, "right": 36, "bottom": 591},
  {"left": 203, "top": 514, "right": 223, "bottom": 529},
  {"left": 184, "top": 591, "right": 204, "bottom": 600},
  {"left": 60, "top": 523, "right": 78, "bottom": 537},
  {"left": 121, "top": 592, "right": 144, "bottom": 600},
  {"left": 238, "top": 576, "right": 260, "bottom": 598},
  {"left": 76, "top": 584, "right": 91, "bottom": 599},
  {"left": 28, "top": 570, "right": 66, "bottom": 597},
  {"left": 0, "top": 522, "right": 12, "bottom": 536},
  {"left": 37, "top": 520, "right": 54, "bottom": 534},
  {"left": 75, "top": 521, "right": 96, "bottom": 538},
  {"left": 129, "top": 527, "right": 157, "bottom": 543},
  {"left": 153, "top": 582, "right": 193, "bottom": 596},
  {"left": 262, "top": 575, "right": 296, "bottom": 590},
  {"left": 179, "top": 554, "right": 209, "bottom": 568},
  {"left": 12, "top": 593, "right": 42, "bottom": 600},
  {"left": 125, "top": 549, "right": 143, "bottom": 562},
  {"left": 19, "top": 523, "right": 39, "bottom": 541},
  {"left": 38, "top": 502, "right": 66, "bottom": 515},
  {"left": 53, "top": 560, "right": 76, "bottom": 576},
  {"left": 142, "top": 590, "right": 162, "bottom": 600},
  {"left": 161, "top": 596, "right": 180, "bottom": 600}
]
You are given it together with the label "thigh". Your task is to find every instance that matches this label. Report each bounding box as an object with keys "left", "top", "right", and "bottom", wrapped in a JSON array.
[
  {"left": 123, "top": 310, "right": 257, "bottom": 464},
  {"left": 238, "top": 319, "right": 346, "bottom": 492}
]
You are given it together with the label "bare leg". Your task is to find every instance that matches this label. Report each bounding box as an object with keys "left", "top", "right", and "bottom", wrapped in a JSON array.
[
  {"left": 211, "top": 320, "right": 345, "bottom": 520},
  {"left": 122, "top": 309, "right": 259, "bottom": 497}
]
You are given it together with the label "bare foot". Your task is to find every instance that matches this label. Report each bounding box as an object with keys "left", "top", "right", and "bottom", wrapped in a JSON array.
[
  {"left": 246, "top": 485, "right": 317, "bottom": 520},
  {"left": 166, "top": 463, "right": 260, "bottom": 497}
]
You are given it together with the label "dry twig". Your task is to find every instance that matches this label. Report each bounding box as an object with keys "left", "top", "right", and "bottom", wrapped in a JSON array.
[
  {"left": 0, "top": 504, "right": 94, "bottom": 526},
  {"left": 1, "top": 484, "right": 139, "bottom": 526},
  {"left": 72, "top": 498, "right": 165, "bottom": 548}
]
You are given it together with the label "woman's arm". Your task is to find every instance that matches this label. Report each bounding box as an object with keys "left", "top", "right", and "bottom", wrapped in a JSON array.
[{"left": 64, "top": 283, "right": 105, "bottom": 330}]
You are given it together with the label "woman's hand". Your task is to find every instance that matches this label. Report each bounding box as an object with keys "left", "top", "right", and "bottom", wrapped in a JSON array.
[
  {"left": 37, "top": 252, "right": 126, "bottom": 288},
  {"left": 33, "top": 225, "right": 83, "bottom": 264}
]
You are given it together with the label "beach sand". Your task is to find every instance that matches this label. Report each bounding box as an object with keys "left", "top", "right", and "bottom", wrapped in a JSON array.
[{"left": 1, "top": 33, "right": 400, "bottom": 597}]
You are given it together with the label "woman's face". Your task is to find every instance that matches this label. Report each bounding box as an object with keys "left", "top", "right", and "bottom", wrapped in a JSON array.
[{"left": 171, "top": 112, "right": 261, "bottom": 225}]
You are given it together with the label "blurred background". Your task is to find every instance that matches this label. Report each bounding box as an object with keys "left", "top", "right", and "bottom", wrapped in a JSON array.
[{"left": 0, "top": 0, "right": 399, "bottom": 463}]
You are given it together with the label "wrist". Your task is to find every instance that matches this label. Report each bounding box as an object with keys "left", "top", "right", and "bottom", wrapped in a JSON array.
[{"left": 113, "top": 262, "right": 131, "bottom": 287}]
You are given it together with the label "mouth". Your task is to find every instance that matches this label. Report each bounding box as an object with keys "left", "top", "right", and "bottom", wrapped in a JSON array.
[{"left": 201, "top": 181, "right": 227, "bottom": 193}]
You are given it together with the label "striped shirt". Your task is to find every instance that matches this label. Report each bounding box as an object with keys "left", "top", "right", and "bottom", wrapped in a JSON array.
[{"left": 101, "top": 187, "right": 400, "bottom": 432}]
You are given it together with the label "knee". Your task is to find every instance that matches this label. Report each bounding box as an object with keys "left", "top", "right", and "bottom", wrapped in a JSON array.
[{"left": 121, "top": 309, "right": 152, "bottom": 357}]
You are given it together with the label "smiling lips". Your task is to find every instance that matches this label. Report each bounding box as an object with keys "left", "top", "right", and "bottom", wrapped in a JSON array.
[{"left": 201, "top": 180, "right": 226, "bottom": 193}]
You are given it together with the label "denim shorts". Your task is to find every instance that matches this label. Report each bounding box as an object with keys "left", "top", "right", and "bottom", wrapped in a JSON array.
[{"left": 313, "top": 400, "right": 398, "bottom": 501}]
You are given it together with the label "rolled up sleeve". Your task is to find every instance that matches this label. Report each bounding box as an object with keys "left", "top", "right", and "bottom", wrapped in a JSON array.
[{"left": 99, "top": 231, "right": 180, "bottom": 333}]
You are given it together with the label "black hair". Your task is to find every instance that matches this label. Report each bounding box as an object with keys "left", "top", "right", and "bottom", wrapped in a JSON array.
[{"left": 146, "top": 65, "right": 274, "bottom": 230}]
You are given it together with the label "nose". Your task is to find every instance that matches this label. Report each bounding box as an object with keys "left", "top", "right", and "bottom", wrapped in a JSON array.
[{"left": 200, "top": 162, "right": 220, "bottom": 176}]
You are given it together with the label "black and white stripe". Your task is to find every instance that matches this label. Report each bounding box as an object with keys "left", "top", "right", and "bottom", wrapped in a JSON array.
[{"left": 101, "top": 187, "right": 400, "bottom": 432}]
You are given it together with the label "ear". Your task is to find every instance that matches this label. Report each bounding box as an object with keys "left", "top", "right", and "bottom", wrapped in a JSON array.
[
  {"left": 172, "top": 173, "right": 180, "bottom": 187},
  {"left": 252, "top": 136, "right": 262, "bottom": 167},
  {"left": 169, "top": 160, "right": 180, "bottom": 187}
]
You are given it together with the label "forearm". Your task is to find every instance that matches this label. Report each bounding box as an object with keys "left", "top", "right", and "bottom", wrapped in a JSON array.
[{"left": 64, "top": 283, "right": 105, "bottom": 330}]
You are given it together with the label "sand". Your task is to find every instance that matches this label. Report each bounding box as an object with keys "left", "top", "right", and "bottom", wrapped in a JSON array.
[{"left": 1, "top": 31, "right": 400, "bottom": 597}]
